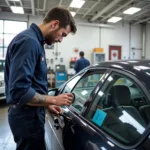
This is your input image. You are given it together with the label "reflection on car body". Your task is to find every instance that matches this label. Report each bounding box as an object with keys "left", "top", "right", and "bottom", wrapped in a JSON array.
[
  {"left": 0, "top": 59, "right": 6, "bottom": 102},
  {"left": 45, "top": 60, "right": 150, "bottom": 150}
]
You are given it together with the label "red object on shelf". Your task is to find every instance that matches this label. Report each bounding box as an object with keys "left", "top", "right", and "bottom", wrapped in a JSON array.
[
  {"left": 70, "top": 57, "right": 77, "bottom": 62},
  {"left": 74, "top": 49, "right": 78, "bottom": 53}
]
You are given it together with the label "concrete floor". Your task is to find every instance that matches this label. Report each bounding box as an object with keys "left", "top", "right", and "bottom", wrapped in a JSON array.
[{"left": 0, "top": 104, "right": 16, "bottom": 150}]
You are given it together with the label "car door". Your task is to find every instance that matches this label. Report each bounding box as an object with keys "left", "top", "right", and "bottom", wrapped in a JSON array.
[
  {"left": 83, "top": 70, "right": 150, "bottom": 150},
  {"left": 59, "top": 69, "right": 109, "bottom": 150},
  {"left": 45, "top": 71, "right": 87, "bottom": 150},
  {"left": 45, "top": 68, "right": 109, "bottom": 150}
]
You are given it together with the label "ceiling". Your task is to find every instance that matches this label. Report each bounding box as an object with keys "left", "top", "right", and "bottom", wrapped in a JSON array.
[{"left": 0, "top": 0, "right": 150, "bottom": 25}]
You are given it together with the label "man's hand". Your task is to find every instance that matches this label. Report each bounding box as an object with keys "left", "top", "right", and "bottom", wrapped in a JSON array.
[
  {"left": 54, "top": 93, "right": 73, "bottom": 106},
  {"left": 48, "top": 105, "right": 62, "bottom": 115},
  {"left": 27, "top": 92, "right": 73, "bottom": 107}
]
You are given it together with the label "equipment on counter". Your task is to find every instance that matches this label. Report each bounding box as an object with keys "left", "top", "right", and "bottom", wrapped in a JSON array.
[
  {"left": 55, "top": 65, "right": 67, "bottom": 88},
  {"left": 70, "top": 57, "right": 77, "bottom": 68},
  {"left": 92, "top": 48, "right": 105, "bottom": 64},
  {"left": 92, "top": 52, "right": 105, "bottom": 64}
]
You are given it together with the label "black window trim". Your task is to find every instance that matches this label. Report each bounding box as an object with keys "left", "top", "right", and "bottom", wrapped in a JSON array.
[
  {"left": 63, "top": 68, "right": 110, "bottom": 115},
  {"left": 82, "top": 68, "right": 150, "bottom": 149}
]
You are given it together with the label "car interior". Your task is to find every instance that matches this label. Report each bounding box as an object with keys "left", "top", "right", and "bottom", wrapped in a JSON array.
[{"left": 87, "top": 75, "right": 150, "bottom": 145}]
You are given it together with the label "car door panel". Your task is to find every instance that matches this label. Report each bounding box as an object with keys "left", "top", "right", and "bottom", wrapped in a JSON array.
[
  {"left": 61, "top": 108, "right": 122, "bottom": 150},
  {"left": 45, "top": 110, "right": 64, "bottom": 150}
]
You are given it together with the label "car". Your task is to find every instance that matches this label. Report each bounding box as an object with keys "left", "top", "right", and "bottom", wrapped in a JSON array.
[
  {"left": 45, "top": 60, "right": 150, "bottom": 150},
  {"left": 0, "top": 59, "right": 6, "bottom": 102}
]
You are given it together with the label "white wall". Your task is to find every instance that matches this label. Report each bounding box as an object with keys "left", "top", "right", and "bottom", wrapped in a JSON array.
[
  {"left": 101, "top": 23, "right": 130, "bottom": 60},
  {"left": 45, "top": 25, "right": 100, "bottom": 70},
  {"left": 146, "top": 24, "right": 150, "bottom": 59},
  {"left": 46, "top": 22, "right": 142, "bottom": 69},
  {"left": 131, "top": 25, "right": 142, "bottom": 59}
]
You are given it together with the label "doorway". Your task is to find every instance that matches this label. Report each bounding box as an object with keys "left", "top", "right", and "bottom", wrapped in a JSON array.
[{"left": 109, "top": 45, "right": 122, "bottom": 60}]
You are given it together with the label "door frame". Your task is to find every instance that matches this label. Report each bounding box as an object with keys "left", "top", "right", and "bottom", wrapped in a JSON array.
[{"left": 109, "top": 45, "right": 122, "bottom": 60}]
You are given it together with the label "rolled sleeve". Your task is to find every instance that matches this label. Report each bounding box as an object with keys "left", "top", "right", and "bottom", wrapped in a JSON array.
[
  {"left": 19, "top": 87, "right": 36, "bottom": 106},
  {"left": 9, "top": 38, "right": 39, "bottom": 106}
]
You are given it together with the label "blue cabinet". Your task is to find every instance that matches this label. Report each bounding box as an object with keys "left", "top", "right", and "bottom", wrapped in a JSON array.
[{"left": 55, "top": 72, "right": 67, "bottom": 88}]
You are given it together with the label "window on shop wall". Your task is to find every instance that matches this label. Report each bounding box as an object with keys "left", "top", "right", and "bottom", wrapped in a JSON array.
[{"left": 0, "top": 20, "right": 27, "bottom": 58}]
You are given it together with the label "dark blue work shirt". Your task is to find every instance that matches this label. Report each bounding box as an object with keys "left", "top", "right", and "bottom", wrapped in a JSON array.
[
  {"left": 4, "top": 23, "right": 48, "bottom": 107},
  {"left": 74, "top": 57, "right": 90, "bottom": 73}
]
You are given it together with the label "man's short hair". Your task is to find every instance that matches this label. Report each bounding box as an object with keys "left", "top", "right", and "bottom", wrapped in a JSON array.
[
  {"left": 43, "top": 7, "right": 77, "bottom": 34},
  {"left": 79, "top": 51, "right": 84, "bottom": 57}
]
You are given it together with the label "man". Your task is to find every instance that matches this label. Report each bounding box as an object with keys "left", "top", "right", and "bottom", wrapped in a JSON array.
[
  {"left": 74, "top": 51, "right": 90, "bottom": 73},
  {"left": 4, "top": 7, "right": 77, "bottom": 150}
]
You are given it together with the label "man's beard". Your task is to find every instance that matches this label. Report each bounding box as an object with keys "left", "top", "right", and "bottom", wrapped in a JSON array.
[{"left": 45, "top": 31, "right": 55, "bottom": 45}]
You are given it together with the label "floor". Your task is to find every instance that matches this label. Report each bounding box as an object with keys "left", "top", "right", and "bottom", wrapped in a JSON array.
[{"left": 0, "top": 104, "right": 16, "bottom": 150}]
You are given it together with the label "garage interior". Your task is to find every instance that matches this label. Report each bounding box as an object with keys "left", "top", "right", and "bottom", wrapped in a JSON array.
[{"left": 0, "top": 0, "right": 150, "bottom": 150}]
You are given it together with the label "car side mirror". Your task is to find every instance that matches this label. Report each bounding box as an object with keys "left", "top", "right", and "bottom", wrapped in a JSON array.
[{"left": 48, "top": 88, "right": 59, "bottom": 96}]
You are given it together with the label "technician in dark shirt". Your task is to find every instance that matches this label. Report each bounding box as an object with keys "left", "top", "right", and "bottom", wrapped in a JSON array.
[
  {"left": 4, "top": 7, "right": 77, "bottom": 150},
  {"left": 74, "top": 51, "right": 90, "bottom": 73}
]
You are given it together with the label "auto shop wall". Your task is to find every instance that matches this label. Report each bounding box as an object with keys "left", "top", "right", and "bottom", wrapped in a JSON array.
[
  {"left": 145, "top": 24, "right": 150, "bottom": 59},
  {"left": 45, "top": 22, "right": 142, "bottom": 70},
  {"left": 0, "top": 12, "right": 142, "bottom": 69}
]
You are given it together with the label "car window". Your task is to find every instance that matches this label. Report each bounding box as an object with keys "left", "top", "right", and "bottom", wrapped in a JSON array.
[
  {"left": 70, "top": 70, "right": 106, "bottom": 113},
  {"left": 62, "top": 74, "right": 83, "bottom": 93},
  {"left": 86, "top": 72, "right": 149, "bottom": 146}
]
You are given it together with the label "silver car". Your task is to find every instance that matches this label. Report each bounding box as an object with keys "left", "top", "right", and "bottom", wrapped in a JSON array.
[{"left": 0, "top": 59, "right": 6, "bottom": 101}]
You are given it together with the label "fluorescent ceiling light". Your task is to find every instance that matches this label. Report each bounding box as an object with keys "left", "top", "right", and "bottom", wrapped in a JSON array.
[
  {"left": 123, "top": 7, "right": 141, "bottom": 15},
  {"left": 10, "top": 6, "right": 24, "bottom": 14},
  {"left": 107, "top": 17, "right": 122, "bottom": 23},
  {"left": 9, "top": 0, "right": 20, "bottom": 1},
  {"left": 70, "top": 0, "right": 85, "bottom": 8},
  {"left": 70, "top": 11, "right": 76, "bottom": 17}
]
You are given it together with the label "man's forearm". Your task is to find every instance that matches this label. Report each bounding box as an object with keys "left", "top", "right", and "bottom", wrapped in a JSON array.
[{"left": 27, "top": 92, "right": 56, "bottom": 106}]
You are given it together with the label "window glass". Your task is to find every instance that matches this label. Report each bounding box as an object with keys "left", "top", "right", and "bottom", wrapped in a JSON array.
[
  {"left": 62, "top": 75, "right": 83, "bottom": 93},
  {"left": 0, "top": 20, "right": 3, "bottom": 33},
  {"left": 0, "top": 34, "right": 3, "bottom": 47},
  {"left": 4, "top": 21, "right": 27, "bottom": 34},
  {"left": 0, "top": 20, "right": 27, "bottom": 58},
  {"left": 4, "top": 34, "right": 15, "bottom": 47},
  {"left": 87, "top": 73, "right": 149, "bottom": 145},
  {"left": 70, "top": 70, "right": 105, "bottom": 113}
]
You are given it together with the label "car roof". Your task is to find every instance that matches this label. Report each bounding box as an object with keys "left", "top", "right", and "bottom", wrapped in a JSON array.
[{"left": 89, "top": 59, "right": 150, "bottom": 91}]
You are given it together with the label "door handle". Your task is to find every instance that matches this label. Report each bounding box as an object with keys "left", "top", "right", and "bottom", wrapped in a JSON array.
[
  {"left": 53, "top": 117, "right": 60, "bottom": 130},
  {"left": 70, "top": 124, "right": 75, "bottom": 134},
  {"left": 59, "top": 113, "right": 72, "bottom": 122}
]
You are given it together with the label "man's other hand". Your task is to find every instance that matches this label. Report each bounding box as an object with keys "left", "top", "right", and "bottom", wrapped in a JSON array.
[{"left": 48, "top": 105, "right": 62, "bottom": 115}]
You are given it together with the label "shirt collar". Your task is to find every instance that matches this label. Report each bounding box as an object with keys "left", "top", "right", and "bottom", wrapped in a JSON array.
[{"left": 30, "top": 23, "right": 45, "bottom": 45}]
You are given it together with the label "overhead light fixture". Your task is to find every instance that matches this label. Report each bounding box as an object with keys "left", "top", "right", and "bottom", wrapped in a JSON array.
[
  {"left": 70, "top": 0, "right": 85, "bottom": 8},
  {"left": 107, "top": 17, "right": 122, "bottom": 23},
  {"left": 123, "top": 7, "right": 141, "bottom": 15},
  {"left": 9, "top": 0, "right": 20, "bottom": 1},
  {"left": 70, "top": 11, "right": 76, "bottom": 17},
  {"left": 10, "top": 6, "right": 24, "bottom": 14}
]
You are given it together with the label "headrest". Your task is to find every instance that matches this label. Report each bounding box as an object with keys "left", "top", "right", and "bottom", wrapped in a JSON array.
[{"left": 108, "top": 85, "right": 131, "bottom": 107}]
